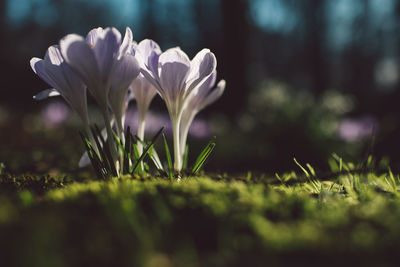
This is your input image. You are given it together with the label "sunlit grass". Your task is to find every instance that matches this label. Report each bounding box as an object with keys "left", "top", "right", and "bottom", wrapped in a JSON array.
[{"left": 1, "top": 156, "right": 400, "bottom": 266}]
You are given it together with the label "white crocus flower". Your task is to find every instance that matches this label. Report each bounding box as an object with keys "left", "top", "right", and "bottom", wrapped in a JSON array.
[
  {"left": 131, "top": 39, "right": 160, "bottom": 155},
  {"left": 60, "top": 27, "right": 133, "bottom": 175},
  {"left": 141, "top": 46, "right": 216, "bottom": 172},
  {"left": 108, "top": 51, "right": 140, "bottom": 142},
  {"left": 30, "top": 44, "right": 102, "bottom": 160},
  {"left": 130, "top": 74, "right": 158, "bottom": 155},
  {"left": 179, "top": 71, "right": 226, "bottom": 160},
  {"left": 31, "top": 45, "right": 89, "bottom": 126}
]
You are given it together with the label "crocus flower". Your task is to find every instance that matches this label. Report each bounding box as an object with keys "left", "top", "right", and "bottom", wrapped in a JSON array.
[
  {"left": 141, "top": 46, "right": 217, "bottom": 172},
  {"left": 60, "top": 27, "right": 131, "bottom": 110},
  {"left": 30, "top": 45, "right": 89, "bottom": 127},
  {"left": 179, "top": 71, "right": 226, "bottom": 159},
  {"left": 131, "top": 39, "right": 160, "bottom": 154},
  {"left": 108, "top": 50, "right": 140, "bottom": 140},
  {"left": 60, "top": 27, "right": 133, "bottom": 174}
]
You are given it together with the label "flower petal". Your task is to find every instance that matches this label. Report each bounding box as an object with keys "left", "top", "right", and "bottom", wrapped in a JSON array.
[
  {"left": 185, "top": 70, "right": 217, "bottom": 111},
  {"left": 60, "top": 34, "right": 100, "bottom": 89},
  {"left": 137, "top": 39, "right": 161, "bottom": 54},
  {"left": 45, "top": 45, "right": 86, "bottom": 99},
  {"left": 119, "top": 27, "right": 133, "bottom": 58},
  {"left": 158, "top": 47, "right": 191, "bottom": 99},
  {"left": 136, "top": 39, "right": 160, "bottom": 74},
  {"left": 199, "top": 79, "right": 226, "bottom": 110},
  {"left": 131, "top": 74, "right": 158, "bottom": 116},
  {"left": 30, "top": 57, "right": 57, "bottom": 88},
  {"left": 140, "top": 68, "right": 163, "bottom": 93},
  {"left": 195, "top": 70, "right": 217, "bottom": 98},
  {"left": 43, "top": 51, "right": 70, "bottom": 91},
  {"left": 92, "top": 27, "right": 122, "bottom": 81},
  {"left": 33, "top": 88, "right": 60, "bottom": 100},
  {"left": 111, "top": 54, "right": 140, "bottom": 90},
  {"left": 86, "top": 27, "right": 104, "bottom": 46},
  {"left": 78, "top": 151, "right": 91, "bottom": 168},
  {"left": 186, "top": 49, "right": 217, "bottom": 94},
  {"left": 47, "top": 45, "right": 64, "bottom": 65},
  {"left": 109, "top": 54, "right": 140, "bottom": 118}
]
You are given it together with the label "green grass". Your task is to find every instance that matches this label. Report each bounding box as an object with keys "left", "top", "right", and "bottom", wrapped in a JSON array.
[{"left": 1, "top": 167, "right": 400, "bottom": 266}]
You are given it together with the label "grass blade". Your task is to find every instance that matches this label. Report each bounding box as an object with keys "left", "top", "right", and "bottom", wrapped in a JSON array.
[
  {"left": 94, "top": 124, "right": 118, "bottom": 177},
  {"left": 123, "top": 127, "right": 132, "bottom": 174},
  {"left": 162, "top": 133, "right": 173, "bottom": 180},
  {"left": 79, "top": 132, "right": 106, "bottom": 179},
  {"left": 92, "top": 125, "right": 117, "bottom": 176},
  {"left": 191, "top": 138, "right": 216, "bottom": 175},
  {"left": 90, "top": 126, "right": 110, "bottom": 171},
  {"left": 293, "top": 158, "right": 310, "bottom": 178},
  {"left": 131, "top": 127, "right": 164, "bottom": 175},
  {"left": 136, "top": 135, "right": 164, "bottom": 172}
]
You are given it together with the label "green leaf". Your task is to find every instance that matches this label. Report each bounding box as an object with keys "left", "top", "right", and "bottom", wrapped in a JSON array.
[
  {"left": 136, "top": 135, "right": 164, "bottom": 172},
  {"left": 92, "top": 125, "right": 117, "bottom": 177},
  {"left": 131, "top": 127, "right": 164, "bottom": 175},
  {"left": 131, "top": 144, "right": 142, "bottom": 175},
  {"left": 90, "top": 126, "right": 110, "bottom": 171},
  {"left": 148, "top": 145, "right": 165, "bottom": 172},
  {"left": 162, "top": 133, "right": 173, "bottom": 180},
  {"left": 306, "top": 163, "right": 316, "bottom": 177},
  {"left": 123, "top": 127, "right": 132, "bottom": 175},
  {"left": 293, "top": 158, "right": 310, "bottom": 178},
  {"left": 191, "top": 138, "right": 216, "bottom": 175},
  {"left": 79, "top": 132, "right": 106, "bottom": 179}
]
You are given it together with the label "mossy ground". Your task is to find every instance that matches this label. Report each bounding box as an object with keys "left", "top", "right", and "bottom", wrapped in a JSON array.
[{"left": 1, "top": 170, "right": 400, "bottom": 267}]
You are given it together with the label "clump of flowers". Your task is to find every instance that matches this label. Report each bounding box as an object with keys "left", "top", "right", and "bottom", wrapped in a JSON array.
[{"left": 31, "top": 26, "right": 225, "bottom": 178}]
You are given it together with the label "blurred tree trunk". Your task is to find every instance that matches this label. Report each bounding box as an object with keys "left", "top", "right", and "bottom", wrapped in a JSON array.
[
  {"left": 302, "top": 0, "right": 327, "bottom": 95},
  {"left": 0, "top": 0, "right": 6, "bottom": 69},
  {"left": 0, "top": 0, "right": 5, "bottom": 44},
  {"left": 144, "top": 0, "right": 156, "bottom": 38},
  {"left": 220, "top": 0, "right": 249, "bottom": 118}
]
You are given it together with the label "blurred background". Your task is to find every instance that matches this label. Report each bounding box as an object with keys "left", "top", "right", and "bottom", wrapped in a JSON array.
[{"left": 0, "top": 0, "right": 400, "bottom": 174}]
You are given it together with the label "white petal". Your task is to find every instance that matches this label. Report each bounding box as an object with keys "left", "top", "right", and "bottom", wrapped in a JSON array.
[
  {"left": 199, "top": 79, "right": 226, "bottom": 110},
  {"left": 111, "top": 55, "right": 140, "bottom": 90},
  {"left": 136, "top": 39, "right": 161, "bottom": 78},
  {"left": 30, "top": 57, "right": 57, "bottom": 88},
  {"left": 140, "top": 68, "right": 163, "bottom": 94},
  {"left": 78, "top": 151, "right": 91, "bottom": 168},
  {"left": 92, "top": 27, "right": 122, "bottom": 83},
  {"left": 186, "top": 49, "right": 217, "bottom": 94},
  {"left": 46, "top": 45, "right": 64, "bottom": 65},
  {"left": 119, "top": 27, "right": 133, "bottom": 58},
  {"left": 86, "top": 27, "right": 104, "bottom": 46},
  {"left": 60, "top": 34, "right": 100, "bottom": 89},
  {"left": 33, "top": 88, "right": 60, "bottom": 100},
  {"left": 158, "top": 47, "right": 191, "bottom": 99},
  {"left": 109, "top": 55, "right": 140, "bottom": 117},
  {"left": 131, "top": 74, "right": 157, "bottom": 116}
]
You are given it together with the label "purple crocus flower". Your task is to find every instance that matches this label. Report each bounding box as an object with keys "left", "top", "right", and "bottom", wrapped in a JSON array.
[
  {"left": 30, "top": 45, "right": 89, "bottom": 126},
  {"left": 179, "top": 70, "right": 226, "bottom": 159},
  {"left": 141, "top": 46, "right": 217, "bottom": 172}
]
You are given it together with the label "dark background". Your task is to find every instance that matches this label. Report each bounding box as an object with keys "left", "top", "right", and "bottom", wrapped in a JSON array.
[{"left": 1, "top": 0, "right": 400, "bottom": 174}]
